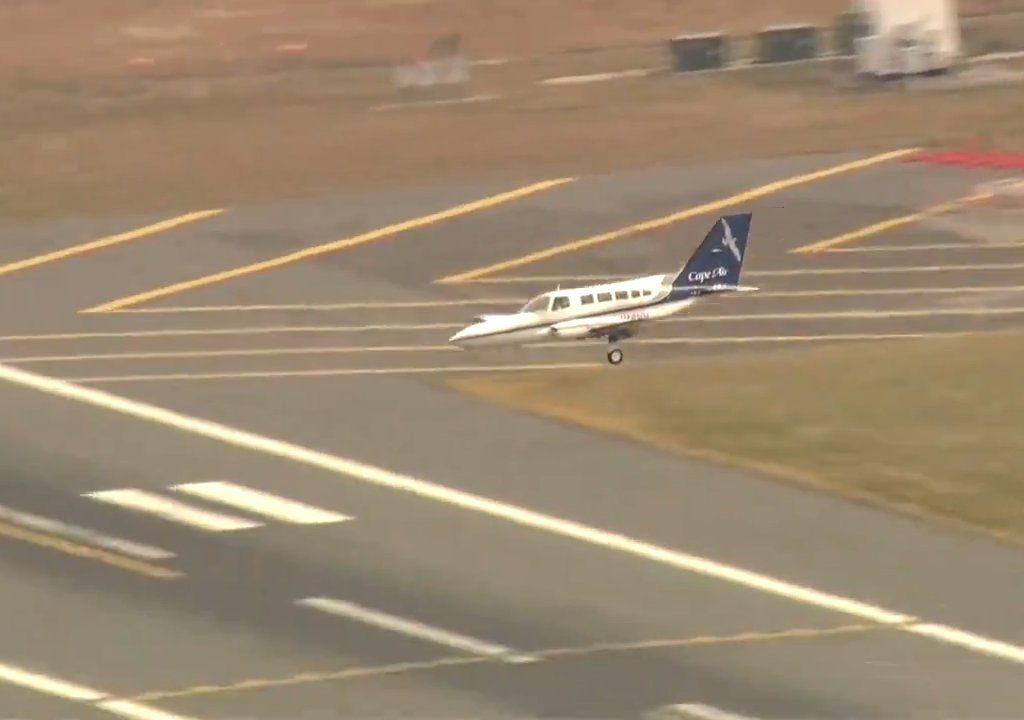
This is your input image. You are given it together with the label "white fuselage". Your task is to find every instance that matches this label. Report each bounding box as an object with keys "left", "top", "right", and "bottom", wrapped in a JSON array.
[{"left": 448, "top": 274, "right": 696, "bottom": 347}]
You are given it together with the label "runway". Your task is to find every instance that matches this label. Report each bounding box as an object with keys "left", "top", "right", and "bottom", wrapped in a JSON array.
[{"left": 0, "top": 150, "right": 1022, "bottom": 719}]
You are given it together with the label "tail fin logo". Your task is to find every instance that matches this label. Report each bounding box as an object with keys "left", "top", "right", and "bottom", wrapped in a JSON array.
[
  {"left": 672, "top": 212, "right": 751, "bottom": 292},
  {"left": 721, "top": 218, "right": 742, "bottom": 262}
]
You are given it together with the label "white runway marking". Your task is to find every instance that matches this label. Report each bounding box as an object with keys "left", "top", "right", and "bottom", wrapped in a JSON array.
[
  {"left": 54, "top": 332, "right": 992, "bottom": 382},
  {"left": 101, "top": 298, "right": 524, "bottom": 314},
  {"left": 297, "top": 597, "right": 537, "bottom": 663},
  {"left": 172, "top": 481, "right": 351, "bottom": 524},
  {"left": 60, "top": 285, "right": 1024, "bottom": 318},
  {"left": 66, "top": 362, "right": 604, "bottom": 383},
  {"left": 0, "top": 659, "right": 195, "bottom": 719},
  {"left": 2, "top": 361, "right": 1020, "bottom": 666},
  {"left": 540, "top": 67, "right": 655, "bottom": 85},
  {"left": 370, "top": 93, "right": 502, "bottom": 112},
  {"left": 746, "top": 285, "right": 1024, "bottom": 298},
  {"left": 676, "top": 306, "right": 1024, "bottom": 322},
  {"left": 4, "top": 304, "right": 1023, "bottom": 351},
  {"left": 0, "top": 503, "right": 174, "bottom": 559},
  {"left": 98, "top": 699, "right": 197, "bottom": 720},
  {"left": 822, "top": 242, "right": 1024, "bottom": 253},
  {"left": 0, "top": 324, "right": 460, "bottom": 342},
  {"left": 453, "top": 263, "right": 1024, "bottom": 282},
  {"left": 450, "top": 274, "right": 629, "bottom": 284},
  {"left": 85, "top": 489, "right": 262, "bottom": 532},
  {"left": 653, "top": 703, "right": 760, "bottom": 720},
  {"left": 748, "top": 262, "right": 1024, "bottom": 277},
  {"left": 0, "top": 661, "right": 104, "bottom": 701},
  {"left": 0, "top": 330, "right": 989, "bottom": 371},
  {"left": 630, "top": 331, "right": 977, "bottom": 346},
  {"left": 4, "top": 345, "right": 457, "bottom": 363}
]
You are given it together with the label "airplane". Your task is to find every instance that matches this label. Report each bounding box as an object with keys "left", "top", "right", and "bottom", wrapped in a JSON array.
[{"left": 448, "top": 212, "right": 758, "bottom": 365}]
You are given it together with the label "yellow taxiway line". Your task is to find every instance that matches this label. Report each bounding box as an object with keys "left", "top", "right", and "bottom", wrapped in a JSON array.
[
  {"left": 0, "top": 519, "right": 182, "bottom": 580},
  {"left": 84, "top": 178, "right": 574, "bottom": 313},
  {"left": 791, "top": 190, "right": 994, "bottom": 254},
  {"left": 0, "top": 209, "right": 223, "bottom": 278},
  {"left": 436, "top": 148, "right": 920, "bottom": 283}
]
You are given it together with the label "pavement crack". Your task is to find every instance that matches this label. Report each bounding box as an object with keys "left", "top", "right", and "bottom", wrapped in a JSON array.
[{"left": 121, "top": 621, "right": 896, "bottom": 702}]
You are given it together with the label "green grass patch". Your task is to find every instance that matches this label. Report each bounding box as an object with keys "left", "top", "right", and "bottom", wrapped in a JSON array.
[{"left": 448, "top": 331, "right": 1024, "bottom": 545}]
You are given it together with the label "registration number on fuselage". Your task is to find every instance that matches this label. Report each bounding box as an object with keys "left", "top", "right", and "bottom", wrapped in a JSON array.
[{"left": 619, "top": 310, "right": 650, "bottom": 322}]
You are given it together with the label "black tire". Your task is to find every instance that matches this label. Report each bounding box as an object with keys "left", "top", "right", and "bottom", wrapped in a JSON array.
[{"left": 607, "top": 348, "right": 624, "bottom": 365}]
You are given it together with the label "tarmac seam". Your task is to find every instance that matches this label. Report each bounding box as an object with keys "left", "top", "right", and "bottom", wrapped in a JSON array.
[{"left": 121, "top": 621, "right": 893, "bottom": 702}]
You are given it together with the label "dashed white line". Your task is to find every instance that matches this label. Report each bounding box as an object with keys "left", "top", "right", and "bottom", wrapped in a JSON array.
[
  {"left": 1, "top": 361, "right": 1022, "bottom": 666},
  {"left": 297, "top": 597, "right": 537, "bottom": 663},
  {"left": 85, "top": 489, "right": 262, "bottom": 532},
  {"left": 172, "top": 481, "right": 351, "bottom": 525}
]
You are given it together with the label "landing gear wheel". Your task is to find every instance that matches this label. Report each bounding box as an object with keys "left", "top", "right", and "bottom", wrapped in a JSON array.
[{"left": 607, "top": 348, "right": 623, "bottom": 365}]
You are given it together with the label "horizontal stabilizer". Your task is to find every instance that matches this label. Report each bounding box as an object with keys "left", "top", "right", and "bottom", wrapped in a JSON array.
[{"left": 671, "top": 283, "right": 759, "bottom": 295}]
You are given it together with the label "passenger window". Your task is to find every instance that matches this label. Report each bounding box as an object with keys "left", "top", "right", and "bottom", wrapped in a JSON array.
[
  {"left": 615, "top": 291, "right": 628, "bottom": 300},
  {"left": 597, "top": 292, "right": 612, "bottom": 302},
  {"left": 631, "top": 290, "right": 641, "bottom": 298},
  {"left": 551, "top": 295, "right": 570, "bottom": 311},
  {"left": 643, "top": 290, "right": 652, "bottom": 296},
  {"left": 581, "top": 295, "right": 594, "bottom": 304}
]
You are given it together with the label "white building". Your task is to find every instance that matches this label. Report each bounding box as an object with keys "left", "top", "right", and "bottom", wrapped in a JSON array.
[{"left": 853, "top": 0, "right": 962, "bottom": 77}]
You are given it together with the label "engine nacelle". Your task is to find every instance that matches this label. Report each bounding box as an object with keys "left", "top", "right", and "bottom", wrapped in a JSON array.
[{"left": 548, "top": 324, "right": 593, "bottom": 339}]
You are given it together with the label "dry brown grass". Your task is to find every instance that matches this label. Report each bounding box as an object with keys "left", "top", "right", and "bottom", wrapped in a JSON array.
[
  {"left": 449, "top": 331, "right": 1024, "bottom": 545},
  {"left": 3, "top": 4, "right": 1023, "bottom": 220},
  {"left": 5, "top": 0, "right": 1022, "bottom": 82},
  {"left": 0, "top": 0, "right": 852, "bottom": 81},
  {"left": 3, "top": 56, "right": 1024, "bottom": 220}
]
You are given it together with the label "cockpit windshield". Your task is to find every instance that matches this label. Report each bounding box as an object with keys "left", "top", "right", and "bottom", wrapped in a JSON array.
[{"left": 519, "top": 293, "right": 550, "bottom": 313}]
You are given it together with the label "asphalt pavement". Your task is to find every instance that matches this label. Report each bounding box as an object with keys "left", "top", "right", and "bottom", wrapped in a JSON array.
[{"left": 0, "top": 150, "right": 1021, "bottom": 719}]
